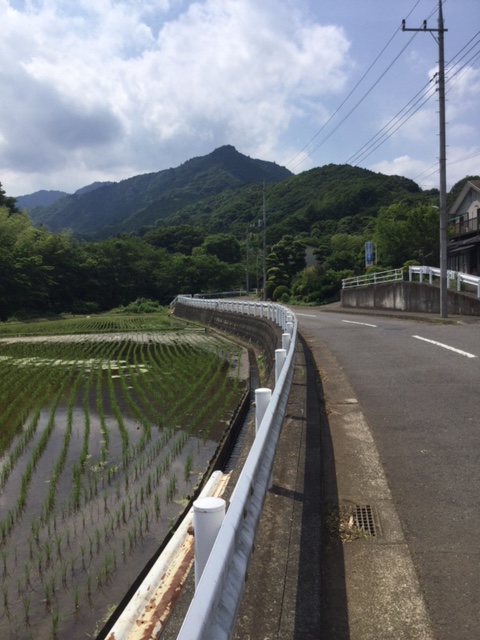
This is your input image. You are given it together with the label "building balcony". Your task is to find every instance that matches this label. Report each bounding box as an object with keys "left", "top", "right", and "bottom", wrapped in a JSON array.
[{"left": 450, "top": 217, "right": 480, "bottom": 238}]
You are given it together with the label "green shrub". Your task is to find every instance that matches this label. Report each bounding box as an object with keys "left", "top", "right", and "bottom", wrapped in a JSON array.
[
  {"left": 113, "top": 298, "right": 163, "bottom": 314},
  {"left": 272, "top": 286, "right": 290, "bottom": 302}
]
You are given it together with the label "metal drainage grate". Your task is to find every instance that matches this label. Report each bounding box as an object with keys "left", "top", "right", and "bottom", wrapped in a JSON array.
[{"left": 353, "top": 504, "right": 377, "bottom": 537}]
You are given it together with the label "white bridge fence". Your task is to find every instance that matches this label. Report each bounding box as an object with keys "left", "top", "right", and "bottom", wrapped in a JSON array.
[{"left": 409, "top": 265, "right": 480, "bottom": 298}]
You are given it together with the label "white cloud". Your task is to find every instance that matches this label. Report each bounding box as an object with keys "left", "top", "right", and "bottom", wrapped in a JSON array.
[{"left": 0, "top": 0, "right": 352, "bottom": 194}]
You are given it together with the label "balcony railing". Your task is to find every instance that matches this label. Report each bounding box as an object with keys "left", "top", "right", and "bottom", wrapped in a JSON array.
[{"left": 451, "top": 217, "right": 480, "bottom": 237}]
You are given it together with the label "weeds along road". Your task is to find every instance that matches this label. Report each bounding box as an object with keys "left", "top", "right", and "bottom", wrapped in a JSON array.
[{"left": 295, "top": 308, "right": 480, "bottom": 640}]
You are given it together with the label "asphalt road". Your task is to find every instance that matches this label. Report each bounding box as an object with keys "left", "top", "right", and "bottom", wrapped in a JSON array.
[{"left": 295, "top": 309, "right": 480, "bottom": 640}]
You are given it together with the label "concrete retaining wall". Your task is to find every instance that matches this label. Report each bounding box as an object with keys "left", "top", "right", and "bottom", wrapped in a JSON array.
[
  {"left": 341, "top": 281, "right": 480, "bottom": 316},
  {"left": 172, "top": 301, "right": 281, "bottom": 374}
]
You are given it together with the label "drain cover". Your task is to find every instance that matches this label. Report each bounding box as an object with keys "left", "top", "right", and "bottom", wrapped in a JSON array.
[{"left": 353, "top": 505, "right": 377, "bottom": 537}]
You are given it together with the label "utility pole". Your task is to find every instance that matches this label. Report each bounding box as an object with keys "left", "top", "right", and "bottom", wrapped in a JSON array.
[
  {"left": 402, "top": 0, "right": 448, "bottom": 318},
  {"left": 245, "top": 226, "right": 250, "bottom": 294},
  {"left": 262, "top": 181, "right": 267, "bottom": 301}
]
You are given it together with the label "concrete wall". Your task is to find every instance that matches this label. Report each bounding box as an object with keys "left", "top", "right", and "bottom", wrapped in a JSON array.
[
  {"left": 172, "top": 301, "right": 282, "bottom": 375},
  {"left": 341, "top": 281, "right": 480, "bottom": 316}
]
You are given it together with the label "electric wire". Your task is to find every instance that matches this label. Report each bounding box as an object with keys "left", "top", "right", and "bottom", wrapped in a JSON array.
[
  {"left": 284, "top": 30, "right": 400, "bottom": 168},
  {"left": 343, "top": 26, "right": 479, "bottom": 170},
  {"left": 346, "top": 76, "right": 437, "bottom": 165},
  {"left": 287, "top": 31, "right": 419, "bottom": 172},
  {"left": 284, "top": 0, "right": 423, "bottom": 170}
]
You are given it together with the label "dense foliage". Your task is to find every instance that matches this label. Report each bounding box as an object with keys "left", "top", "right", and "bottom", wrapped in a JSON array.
[
  {"left": 0, "top": 199, "right": 244, "bottom": 320},
  {"left": 2, "top": 153, "right": 455, "bottom": 319}
]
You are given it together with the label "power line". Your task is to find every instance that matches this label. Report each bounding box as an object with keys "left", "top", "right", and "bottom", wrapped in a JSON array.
[
  {"left": 285, "top": 0, "right": 423, "bottom": 170},
  {"left": 288, "top": 32, "right": 419, "bottom": 172},
  {"left": 346, "top": 76, "right": 437, "bottom": 165},
  {"left": 342, "top": 27, "right": 479, "bottom": 170},
  {"left": 284, "top": 31, "right": 400, "bottom": 168}
]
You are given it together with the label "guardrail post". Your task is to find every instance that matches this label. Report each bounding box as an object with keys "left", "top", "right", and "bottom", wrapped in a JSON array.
[
  {"left": 275, "top": 349, "right": 286, "bottom": 384},
  {"left": 285, "top": 320, "right": 294, "bottom": 336},
  {"left": 193, "top": 497, "right": 226, "bottom": 589},
  {"left": 282, "top": 332, "right": 291, "bottom": 353},
  {"left": 255, "top": 388, "right": 272, "bottom": 434}
]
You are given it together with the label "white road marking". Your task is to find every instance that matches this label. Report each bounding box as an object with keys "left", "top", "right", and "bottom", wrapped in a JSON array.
[
  {"left": 296, "top": 313, "right": 318, "bottom": 317},
  {"left": 342, "top": 320, "right": 377, "bottom": 328},
  {"left": 412, "top": 335, "right": 477, "bottom": 358}
]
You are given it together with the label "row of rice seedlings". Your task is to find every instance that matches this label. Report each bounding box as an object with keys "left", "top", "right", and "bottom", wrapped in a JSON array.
[
  {"left": 0, "top": 363, "right": 78, "bottom": 544},
  {"left": 165, "top": 348, "right": 226, "bottom": 428},
  {"left": 0, "top": 308, "right": 182, "bottom": 338},
  {"left": 149, "top": 343, "right": 219, "bottom": 426},
  {"left": 0, "top": 356, "right": 57, "bottom": 455},
  {"left": 25, "top": 338, "right": 120, "bottom": 545},
  {"left": 0, "top": 335, "right": 92, "bottom": 456},
  {"left": 42, "top": 358, "right": 87, "bottom": 517},
  {"left": 0, "top": 330, "right": 234, "bottom": 637},
  {"left": 64, "top": 337, "right": 128, "bottom": 514},
  {"left": 106, "top": 361, "right": 130, "bottom": 453}
]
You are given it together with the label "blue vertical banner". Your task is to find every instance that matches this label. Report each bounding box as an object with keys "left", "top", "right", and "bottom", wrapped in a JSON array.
[{"left": 365, "top": 241, "right": 374, "bottom": 267}]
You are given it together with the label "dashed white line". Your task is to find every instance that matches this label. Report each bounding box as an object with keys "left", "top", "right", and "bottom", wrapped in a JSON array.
[
  {"left": 342, "top": 320, "right": 377, "bottom": 328},
  {"left": 412, "top": 335, "right": 477, "bottom": 358}
]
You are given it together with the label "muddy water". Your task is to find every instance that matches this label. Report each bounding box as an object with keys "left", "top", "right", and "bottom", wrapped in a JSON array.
[{"left": 0, "top": 335, "right": 247, "bottom": 639}]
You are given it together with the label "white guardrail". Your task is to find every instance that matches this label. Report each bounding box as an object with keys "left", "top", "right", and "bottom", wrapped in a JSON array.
[
  {"left": 342, "top": 268, "right": 403, "bottom": 289},
  {"left": 174, "top": 295, "right": 297, "bottom": 640},
  {"left": 409, "top": 265, "right": 480, "bottom": 298}
]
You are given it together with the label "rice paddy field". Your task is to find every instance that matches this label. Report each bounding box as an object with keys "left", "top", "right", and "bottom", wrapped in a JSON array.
[{"left": 0, "top": 312, "right": 247, "bottom": 639}]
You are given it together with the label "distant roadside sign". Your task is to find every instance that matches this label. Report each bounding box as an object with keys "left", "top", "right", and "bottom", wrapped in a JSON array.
[{"left": 365, "top": 241, "right": 374, "bottom": 267}]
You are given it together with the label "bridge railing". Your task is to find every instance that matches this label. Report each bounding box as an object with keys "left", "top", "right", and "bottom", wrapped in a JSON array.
[
  {"left": 175, "top": 295, "right": 297, "bottom": 640},
  {"left": 342, "top": 268, "right": 403, "bottom": 289},
  {"left": 409, "top": 265, "right": 480, "bottom": 298}
]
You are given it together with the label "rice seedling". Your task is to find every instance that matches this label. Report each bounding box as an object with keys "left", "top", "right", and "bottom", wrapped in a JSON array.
[
  {"left": 0, "top": 321, "right": 246, "bottom": 639},
  {"left": 184, "top": 453, "right": 193, "bottom": 480}
]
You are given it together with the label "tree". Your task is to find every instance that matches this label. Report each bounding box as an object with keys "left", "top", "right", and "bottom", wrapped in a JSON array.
[
  {"left": 143, "top": 225, "right": 205, "bottom": 254},
  {"left": 374, "top": 203, "right": 439, "bottom": 268},
  {"left": 0, "top": 182, "right": 19, "bottom": 215},
  {"left": 202, "top": 233, "right": 241, "bottom": 263}
]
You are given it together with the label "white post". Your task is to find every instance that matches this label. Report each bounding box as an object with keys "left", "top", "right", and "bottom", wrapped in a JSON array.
[
  {"left": 282, "top": 332, "right": 291, "bottom": 353},
  {"left": 255, "top": 388, "right": 271, "bottom": 434},
  {"left": 286, "top": 321, "right": 294, "bottom": 336},
  {"left": 275, "top": 349, "right": 286, "bottom": 384},
  {"left": 193, "top": 497, "right": 226, "bottom": 589}
]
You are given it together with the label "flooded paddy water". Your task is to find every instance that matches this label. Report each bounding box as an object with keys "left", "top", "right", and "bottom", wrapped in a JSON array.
[{"left": 0, "top": 327, "right": 247, "bottom": 639}]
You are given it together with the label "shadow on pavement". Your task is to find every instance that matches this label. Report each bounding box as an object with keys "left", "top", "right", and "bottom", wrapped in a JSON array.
[{"left": 297, "top": 335, "right": 350, "bottom": 639}]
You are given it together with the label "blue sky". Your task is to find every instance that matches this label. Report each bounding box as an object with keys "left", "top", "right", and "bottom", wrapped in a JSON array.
[{"left": 1, "top": 0, "right": 479, "bottom": 196}]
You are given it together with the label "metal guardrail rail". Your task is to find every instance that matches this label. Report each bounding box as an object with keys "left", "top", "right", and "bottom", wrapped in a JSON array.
[
  {"left": 342, "top": 268, "right": 403, "bottom": 289},
  {"left": 409, "top": 265, "right": 480, "bottom": 298},
  {"left": 174, "top": 295, "right": 297, "bottom": 640}
]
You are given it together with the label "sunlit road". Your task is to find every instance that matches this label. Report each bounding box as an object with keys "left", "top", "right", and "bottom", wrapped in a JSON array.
[{"left": 295, "top": 309, "right": 480, "bottom": 640}]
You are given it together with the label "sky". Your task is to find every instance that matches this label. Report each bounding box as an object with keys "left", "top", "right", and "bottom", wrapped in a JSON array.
[{"left": 1, "top": 0, "right": 479, "bottom": 197}]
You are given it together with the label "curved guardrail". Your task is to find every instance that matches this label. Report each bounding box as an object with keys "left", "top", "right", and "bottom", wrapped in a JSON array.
[{"left": 175, "top": 295, "right": 297, "bottom": 640}]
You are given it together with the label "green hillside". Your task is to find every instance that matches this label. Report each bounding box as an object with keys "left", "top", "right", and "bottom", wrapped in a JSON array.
[
  {"left": 27, "top": 146, "right": 292, "bottom": 237},
  {"left": 162, "top": 163, "right": 427, "bottom": 244}
]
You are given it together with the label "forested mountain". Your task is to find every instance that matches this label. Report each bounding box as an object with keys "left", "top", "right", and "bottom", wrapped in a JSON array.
[
  {"left": 2, "top": 148, "right": 465, "bottom": 321},
  {"left": 16, "top": 190, "right": 68, "bottom": 209},
  {"left": 24, "top": 146, "right": 291, "bottom": 237},
  {"left": 161, "top": 163, "right": 427, "bottom": 243}
]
